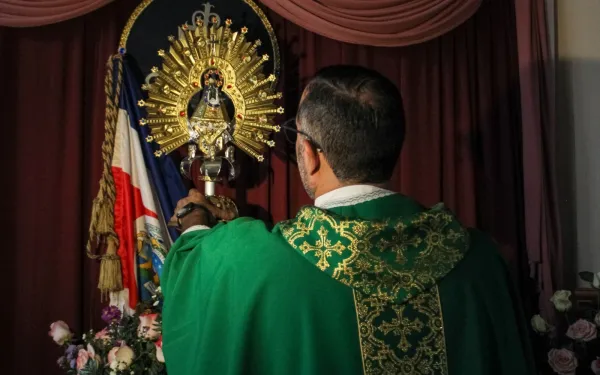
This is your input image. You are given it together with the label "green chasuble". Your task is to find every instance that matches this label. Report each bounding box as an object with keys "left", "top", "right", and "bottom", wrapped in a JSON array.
[{"left": 162, "top": 193, "right": 535, "bottom": 375}]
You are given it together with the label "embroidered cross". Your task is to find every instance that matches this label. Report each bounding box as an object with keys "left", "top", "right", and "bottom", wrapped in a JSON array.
[
  {"left": 378, "top": 222, "right": 422, "bottom": 264},
  {"left": 299, "top": 226, "right": 346, "bottom": 271},
  {"left": 378, "top": 304, "right": 425, "bottom": 352}
]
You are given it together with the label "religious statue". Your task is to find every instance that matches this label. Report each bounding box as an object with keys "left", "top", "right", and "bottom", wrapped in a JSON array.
[
  {"left": 183, "top": 69, "right": 237, "bottom": 186},
  {"left": 138, "top": 8, "right": 283, "bottom": 207}
]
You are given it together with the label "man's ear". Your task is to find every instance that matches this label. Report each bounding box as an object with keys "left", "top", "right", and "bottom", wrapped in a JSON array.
[{"left": 300, "top": 138, "right": 320, "bottom": 175}]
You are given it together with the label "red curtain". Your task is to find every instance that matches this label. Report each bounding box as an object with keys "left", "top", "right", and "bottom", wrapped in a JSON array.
[
  {"left": 0, "top": 1, "right": 135, "bottom": 374},
  {"left": 514, "top": 0, "right": 561, "bottom": 317},
  {"left": 1, "top": 0, "right": 530, "bottom": 373},
  {"left": 260, "top": 0, "right": 482, "bottom": 47},
  {"left": 0, "top": 0, "right": 114, "bottom": 27}
]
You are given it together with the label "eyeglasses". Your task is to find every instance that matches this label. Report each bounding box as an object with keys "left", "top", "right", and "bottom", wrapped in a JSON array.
[{"left": 279, "top": 118, "right": 323, "bottom": 153}]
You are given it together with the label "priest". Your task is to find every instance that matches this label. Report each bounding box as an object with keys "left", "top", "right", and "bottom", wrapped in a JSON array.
[{"left": 161, "top": 65, "right": 535, "bottom": 375}]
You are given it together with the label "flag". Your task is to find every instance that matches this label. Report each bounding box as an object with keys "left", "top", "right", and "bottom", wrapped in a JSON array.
[{"left": 109, "top": 55, "right": 186, "bottom": 310}]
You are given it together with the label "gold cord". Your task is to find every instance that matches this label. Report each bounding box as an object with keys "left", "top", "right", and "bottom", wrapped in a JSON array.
[{"left": 86, "top": 54, "right": 124, "bottom": 299}]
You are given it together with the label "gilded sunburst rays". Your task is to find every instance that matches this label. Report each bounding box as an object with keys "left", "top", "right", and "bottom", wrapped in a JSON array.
[{"left": 138, "top": 18, "right": 283, "bottom": 161}]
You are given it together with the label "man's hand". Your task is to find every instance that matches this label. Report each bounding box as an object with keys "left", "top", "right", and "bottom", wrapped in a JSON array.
[{"left": 170, "top": 189, "right": 237, "bottom": 232}]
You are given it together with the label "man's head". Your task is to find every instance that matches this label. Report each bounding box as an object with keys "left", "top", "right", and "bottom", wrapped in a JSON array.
[{"left": 295, "top": 65, "right": 406, "bottom": 199}]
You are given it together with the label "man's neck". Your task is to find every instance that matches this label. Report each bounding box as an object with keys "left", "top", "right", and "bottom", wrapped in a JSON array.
[{"left": 314, "top": 183, "right": 395, "bottom": 210}]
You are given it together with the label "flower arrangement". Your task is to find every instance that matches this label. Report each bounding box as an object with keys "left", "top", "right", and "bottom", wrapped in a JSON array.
[
  {"left": 533, "top": 272, "right": 600, "bottom": 375},
  {"left": 48, "top": 287, "right": 165, "bottom": 375}
]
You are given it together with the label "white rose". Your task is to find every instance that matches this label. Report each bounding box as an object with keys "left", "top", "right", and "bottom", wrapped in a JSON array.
[
  {"left": 109, "top": 344, "right": 135, "bottom": 370},
  {"left": 531, "top": 314, "right": 551, "bottom": 334},
  {"left": 593, "top": 272, "right": 600, "bottom": 289},
  {"left": 595, "top": 312, "right": 600, "bottom": 327},
  {"left": 550, "top": 290, "right": 573, "bottom": 312},
  {"left": 48, "top": 321, "right": 73, "bottom": 345}
]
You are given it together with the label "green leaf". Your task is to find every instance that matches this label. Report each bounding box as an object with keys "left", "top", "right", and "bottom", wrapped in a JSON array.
[
  {"left": 579, "top": 271, "right": 595, "bottom": 283},
  {"left": 78, "top": 359, "right": 98, "bottom": 375}
]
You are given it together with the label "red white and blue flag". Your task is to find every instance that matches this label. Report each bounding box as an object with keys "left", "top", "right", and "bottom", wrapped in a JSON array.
[{"left": 109, "top": 56, "right": 186, "bottom": 311}]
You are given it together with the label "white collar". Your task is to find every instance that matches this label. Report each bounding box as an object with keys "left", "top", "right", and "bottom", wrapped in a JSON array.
[{"left": 314, "top": 185, "right": 395, "bottom": 210}]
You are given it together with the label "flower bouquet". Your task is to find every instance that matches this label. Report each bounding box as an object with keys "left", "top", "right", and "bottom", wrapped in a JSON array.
[
  {"left": 532, "top": 272, "right": 600, "bottom": 375},
  {"left": 49, "top": 287, "right": 165, "bottom": 375}
]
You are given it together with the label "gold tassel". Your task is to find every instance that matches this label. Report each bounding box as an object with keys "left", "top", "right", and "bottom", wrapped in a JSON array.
[
  {"left": 86, "top": 54, "right": 125, "bottom": 299},
  {"left": 98, "top": 236, "right": 123, "bottom": 301}
]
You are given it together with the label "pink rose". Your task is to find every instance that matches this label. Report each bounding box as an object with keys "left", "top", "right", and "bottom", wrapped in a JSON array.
[
  {"left": 155, "top": 336, "right": 164, "bottom": 363},
  {"left": 76, "top": 349, "right": 90, "bottom": 370},
  {"left": 95, "top": 328, "right": 111, "bottom": 344},
  {"left": 566, "top": 319, "right": 597, "bottom": 341},
  {"left": 48, "top": 320, "right": 72, "bottom": 345},
  {"left": 548, "top": 348, "right": 578, "bottom": 375},
  {"left": 107, "top": 347, "right": 119, "bottom": 365},
  {"left": 138, "top": 313, "right": 160, "bottom": 340},
  {"left": 592, "top": 358, "right": 600, "bottom": 375},
  {"left": 76, "top": 344, "right": 98, "bottom": 373}
]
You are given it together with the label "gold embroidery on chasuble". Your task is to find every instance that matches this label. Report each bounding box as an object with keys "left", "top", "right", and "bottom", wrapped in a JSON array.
[{"left": 280, "top": 206, "right": 469, "bottom": 375}]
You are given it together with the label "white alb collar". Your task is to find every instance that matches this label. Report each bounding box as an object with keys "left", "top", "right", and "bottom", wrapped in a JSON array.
[{"left": 314, "top": 185, "right": 395, "bottom": 210}]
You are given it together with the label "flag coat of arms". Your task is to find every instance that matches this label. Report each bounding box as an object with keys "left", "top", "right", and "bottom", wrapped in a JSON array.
[{"left": 91, "top": 55, "right": 186, "bottom": 311}]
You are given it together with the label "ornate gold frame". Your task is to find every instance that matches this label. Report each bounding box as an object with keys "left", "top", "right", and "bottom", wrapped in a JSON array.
[{"left": 127, "top": 1, "right": 284, "bottom": 162}]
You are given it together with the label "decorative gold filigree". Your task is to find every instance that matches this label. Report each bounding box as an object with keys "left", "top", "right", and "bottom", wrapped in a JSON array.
[
  {"left": 280, "top": 206, "right": 469, "bottom": 375},
  {"left": 119, "top": 0, "right": 281, "bottom": 84},
  {"left": 354, "top": 288, "right": 448, "bottom": 375}
]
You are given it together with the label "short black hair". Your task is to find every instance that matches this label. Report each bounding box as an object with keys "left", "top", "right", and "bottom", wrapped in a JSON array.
[{"left": 297, "top": 65, "right": 405, "bottom": 183}]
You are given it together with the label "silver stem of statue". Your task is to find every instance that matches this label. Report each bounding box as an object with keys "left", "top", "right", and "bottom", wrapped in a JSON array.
[{"left": 205, "top": 181, "right": 215, "bottom": 196}]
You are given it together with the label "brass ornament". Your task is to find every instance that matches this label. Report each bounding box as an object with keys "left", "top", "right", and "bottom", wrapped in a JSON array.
[{"left": 137, "top": 15, "right": 284, "bottom": 167}]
